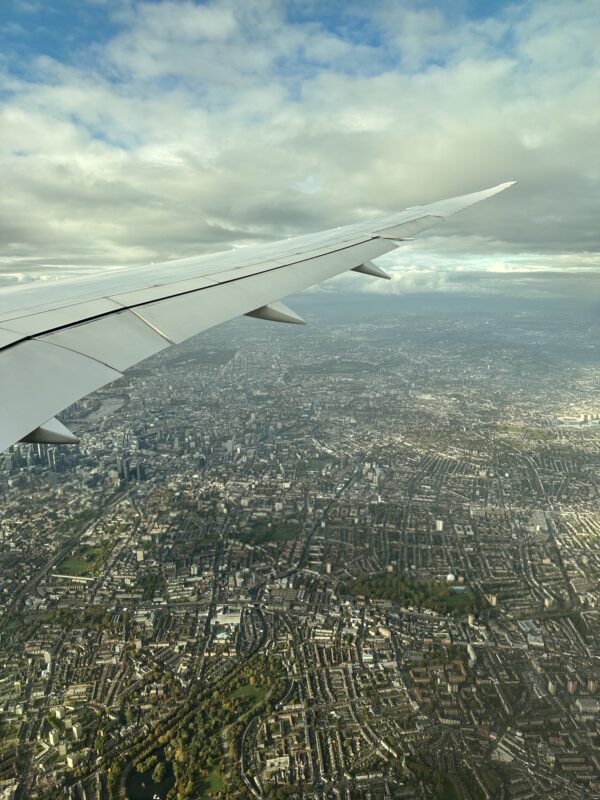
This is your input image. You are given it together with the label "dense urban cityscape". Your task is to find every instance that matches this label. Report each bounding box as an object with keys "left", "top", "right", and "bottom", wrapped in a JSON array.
[{"left": 1, "top": 292, "right": 599, "bottom": 800}]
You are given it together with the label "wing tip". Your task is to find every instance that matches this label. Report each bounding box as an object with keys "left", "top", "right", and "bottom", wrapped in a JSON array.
[
  {"left": 439, "top": 179, "right": 517, "bottom": 217},
  {"left": 491, "top": 180, "right": 517, "bottom": 192},
  {"left": 474, "top": 180, "right": 517, "bottom": 202}
]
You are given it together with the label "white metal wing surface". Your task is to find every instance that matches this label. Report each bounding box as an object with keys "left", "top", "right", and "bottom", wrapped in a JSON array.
[{"left": 0, "top": 182, "right": 515, "bottom": 452}]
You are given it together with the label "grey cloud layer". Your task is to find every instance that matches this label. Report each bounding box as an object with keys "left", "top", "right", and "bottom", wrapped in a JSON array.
[{"left": 0, "top": 0, "right": 598, "bottom": 293}]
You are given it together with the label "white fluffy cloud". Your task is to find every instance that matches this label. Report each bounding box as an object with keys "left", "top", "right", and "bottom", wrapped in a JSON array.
[{"left": 0, "top": 0, "right": 598, "bottom": 294}]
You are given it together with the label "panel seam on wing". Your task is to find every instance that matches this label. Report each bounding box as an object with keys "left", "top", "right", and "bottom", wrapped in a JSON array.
[
  {"left": 34, "top": 337, "right": 126, "bottom": 375},
  {"left": 114, "top": 303, "right": 176, "bottom": 344},
  {"left": 0, "top": 238, "right": 380, "bottom": 349}
]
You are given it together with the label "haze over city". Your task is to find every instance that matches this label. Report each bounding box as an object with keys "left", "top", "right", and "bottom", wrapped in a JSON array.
[{"left": 1, "top": 2, "right": 599, "bottom": 800}]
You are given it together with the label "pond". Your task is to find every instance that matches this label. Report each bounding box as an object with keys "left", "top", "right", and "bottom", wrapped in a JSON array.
[{"left": 125, "top": 753, "right": 174, "bottom": 800}]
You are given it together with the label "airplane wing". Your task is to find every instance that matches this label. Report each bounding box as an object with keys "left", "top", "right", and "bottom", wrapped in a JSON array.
[{"left": 0, "top": 182, "right": 514, "bottom": 452}]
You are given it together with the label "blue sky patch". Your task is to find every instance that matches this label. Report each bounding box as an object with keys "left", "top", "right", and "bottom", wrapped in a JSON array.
[{"left": 0, "top": 1, "right": 119, "bottom": 68}]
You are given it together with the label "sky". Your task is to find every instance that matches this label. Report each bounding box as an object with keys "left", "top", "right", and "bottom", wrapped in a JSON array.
[{"left": 0, "top": 0, "right": 599, "bottom": 298}]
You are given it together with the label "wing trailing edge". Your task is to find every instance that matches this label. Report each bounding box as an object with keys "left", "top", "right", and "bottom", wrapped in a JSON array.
[{"left": 0, "top": 181, "right": 516, "bottom": 451}]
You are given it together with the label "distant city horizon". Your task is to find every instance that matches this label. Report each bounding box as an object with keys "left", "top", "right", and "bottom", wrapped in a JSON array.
[
  {"left": 1, "top": 298, "right": 599, "bottom": 798},
  {"left": 1, "top": 0, "right": 599, "bottom": 797}
]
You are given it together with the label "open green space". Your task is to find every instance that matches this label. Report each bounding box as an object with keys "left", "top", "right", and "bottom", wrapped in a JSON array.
[
  {"left": 199, "top": 764, "right": 225, "bottom": 795},
  {"left": 347, "top": 573, "right": 485, "bottom": 617},
  {"left": 236, "top": 521, "right": 298, "bottom": 546},
  {"left": 303, "top": 456, "right": 337, "bottom": 472},
  {"left": 230, "top": 683, "right": 267, "bottom": 704},
  {"left": 122, "top": 655, "right": 279, "bottom": 799},
  {"left": 57, "top": 543, "right": 111, "bottom": 576},
  {"left": 57, "top": 557, "right": 93, "bottom": 576}
]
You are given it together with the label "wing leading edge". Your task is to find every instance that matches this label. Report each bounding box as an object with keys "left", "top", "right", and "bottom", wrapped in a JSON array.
[{"left": 0, "top": 182, "right": 515, "bottom": 452}]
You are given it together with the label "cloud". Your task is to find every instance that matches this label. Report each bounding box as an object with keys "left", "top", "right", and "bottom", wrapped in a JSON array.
[
  {"left": 342, "top": 269, "right": 600, "bottom": 300},
  {"left": 317, "top": 245, "right": 600, "bottom": 299},
  {"left": 0, "top": 0, "right": 598, "bottom": 298}
]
